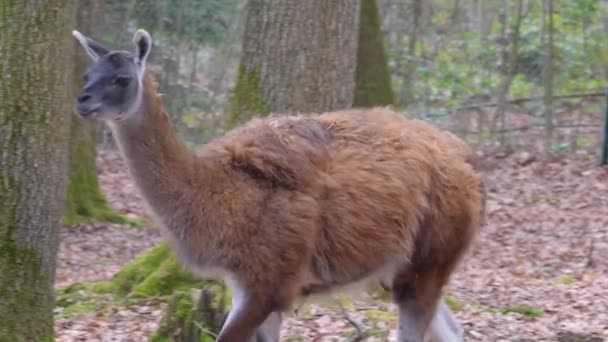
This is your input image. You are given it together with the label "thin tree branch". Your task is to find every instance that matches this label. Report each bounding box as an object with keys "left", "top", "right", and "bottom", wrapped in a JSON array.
[{"left": 455, "top": 90, "right": 606, "bottom": 111}]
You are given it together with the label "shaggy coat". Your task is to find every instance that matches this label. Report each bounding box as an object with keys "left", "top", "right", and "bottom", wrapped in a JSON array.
[
  {"left": 73, "top": 28, "right": 485, "bottom": 341},
  {"left": 127, "top": 74, "right": 485, "bottom": 312}
]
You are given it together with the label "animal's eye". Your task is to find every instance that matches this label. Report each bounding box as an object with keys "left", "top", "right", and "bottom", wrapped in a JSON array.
[
  {"left": 112, "top": 76, "right": 131, "bottom": 88},
  {"left": 83, "top": 74, "right": 89, "bottom": 82}
]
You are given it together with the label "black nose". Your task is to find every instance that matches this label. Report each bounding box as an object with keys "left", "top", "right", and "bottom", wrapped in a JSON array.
[{"left": 77, "top": 93, "right": 92, "bottom": 103}]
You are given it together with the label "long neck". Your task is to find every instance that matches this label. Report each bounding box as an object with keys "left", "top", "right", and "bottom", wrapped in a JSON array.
[{"left": 110, "top": 72, "right": 200, "bottom": 214}]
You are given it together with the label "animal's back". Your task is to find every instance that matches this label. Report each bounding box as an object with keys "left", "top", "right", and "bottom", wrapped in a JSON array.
[
  {"left": 206, "top": 107, "right": 483, "bottom": 292},
  {"left": 309, "top": 108, "right": 483, "bottom": 286}
]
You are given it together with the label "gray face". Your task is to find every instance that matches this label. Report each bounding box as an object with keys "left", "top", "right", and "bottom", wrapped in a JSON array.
[{"left": 73, "top": 29, "right": 152, "bottom": 121}]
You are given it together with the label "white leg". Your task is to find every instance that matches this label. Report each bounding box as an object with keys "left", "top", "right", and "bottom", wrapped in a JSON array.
[
  {"left": 397, "top": 300, "right": 427, "bottom": 342},
  {"left": 224, "top": 278, "right": 282, "bottom": 342},
  {"left": 224, "top": 278, "right": 247, "bottom": 328},
  {"left": 424, "top": 299, "right": 464, "bottom": 342},
  {"left": 256, "top": 312, "right": 282, "bottom": 342}
]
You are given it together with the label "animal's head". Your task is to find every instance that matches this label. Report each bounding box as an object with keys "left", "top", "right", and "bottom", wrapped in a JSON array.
[{"left": 72, "top": 29, "right": 152, "bottom": 121}]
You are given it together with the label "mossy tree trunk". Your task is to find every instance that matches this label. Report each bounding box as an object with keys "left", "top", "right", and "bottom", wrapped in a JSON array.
[
  {"left": 227, "top": 0, "right": 362, "bottom": 127},
  {"left": 353, "top": 0, "right": 395, "bottom": 107},
  {"left": 64, "top": 0, "right": 128, "bottom": 226},
  {"left": 0, "top": 1, "right": 76, "bottom": 340}
]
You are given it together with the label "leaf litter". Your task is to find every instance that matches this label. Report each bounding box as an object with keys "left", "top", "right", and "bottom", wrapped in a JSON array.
[{"left": 55, "top": 149, "right": 608, "bottom": 341}]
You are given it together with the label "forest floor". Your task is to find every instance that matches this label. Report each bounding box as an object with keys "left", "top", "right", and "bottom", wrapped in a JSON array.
[{"left": 54, "top": 149, "right": 608, "bottom": 342}]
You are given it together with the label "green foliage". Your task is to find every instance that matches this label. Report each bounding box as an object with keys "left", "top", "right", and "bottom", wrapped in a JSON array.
[
  {"left": 387, "top": 0, "right": 608, "bottom": 113},
  {"left": 106, "top": 0, "right": 238, "bottom": 46}
]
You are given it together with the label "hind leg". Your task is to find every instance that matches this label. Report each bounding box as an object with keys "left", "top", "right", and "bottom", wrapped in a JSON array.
[
  {"left": 393, "top": 270, "right": 446, "bottom": 342},
  {"left": 424, "top": 298, "right": 464, "bottom": 342}
]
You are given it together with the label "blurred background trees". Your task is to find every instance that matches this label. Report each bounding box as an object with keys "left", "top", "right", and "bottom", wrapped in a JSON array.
[{"left": 82, "top": 0, "right": 608, "bottom": 156}]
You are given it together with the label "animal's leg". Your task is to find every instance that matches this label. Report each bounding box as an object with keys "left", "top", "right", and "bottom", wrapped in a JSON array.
[
  {"left": 216, "top": 294, "right": 276, "bottom": 342},
  {"left": 217, "top": 280, "right": 278, "bottom": 342},
  {"left": 423, "top": 297, "right": 464, "bottom": 342},
  {"left": 255, "top": 311, "right": 282, "bottom": 342},
  {"left": 393, "top": 270, "right": 445, "bottom": 342}
]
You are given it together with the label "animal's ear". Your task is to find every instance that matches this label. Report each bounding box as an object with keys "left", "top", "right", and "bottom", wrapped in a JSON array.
[
  {"left": 72, "top": 30, "right": 109, "bottom": 62},
  {"left": 132, "top": 29, "right": 152, "bottom": 68}
]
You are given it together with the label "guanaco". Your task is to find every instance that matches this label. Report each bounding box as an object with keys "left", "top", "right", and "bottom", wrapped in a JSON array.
[{"left": 72, "top": 28, "right": 484, "bottom": 342}]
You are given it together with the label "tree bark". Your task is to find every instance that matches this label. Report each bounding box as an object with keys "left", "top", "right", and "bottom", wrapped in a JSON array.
[
  {"left": 228, "top": 0, "right": 361, "bottom": 127},
  {"left": 0, "top": 1, "right": 76, "bottom": 340},
  {"left": 353, "top": 0, "right": 394, "bottom": 107},
  {"left": 543, "top": 0, "right": 554, "bottom": 154},
  {"left": 490, "top": 0, "right": 524, "bottom": 142},
  {"left": 65, "top": 0, "right": 128, "bottom": 226},
  {"left": 400, "top": 0, "right": 422, "bottom": 106}
]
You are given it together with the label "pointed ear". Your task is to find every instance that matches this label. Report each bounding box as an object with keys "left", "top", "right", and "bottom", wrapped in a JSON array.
[
  {"left": 72, "top": 30, "right": 109, "bottom": 62},
  {"left": 132, "top": 29, "right": 152, "bottom": 68}
]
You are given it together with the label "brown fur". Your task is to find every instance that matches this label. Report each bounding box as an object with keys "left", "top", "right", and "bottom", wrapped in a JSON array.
[{"left": 114, "top": 73, "right": 485, "bottom": 340}]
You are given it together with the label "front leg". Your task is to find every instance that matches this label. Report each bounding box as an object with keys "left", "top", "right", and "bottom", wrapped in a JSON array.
[
  {"left": 256, "top": 312, "right": 282, "bottom": 342},
  {"left": 219, "top": 279, "right": 284, "bottom": 342},
  {"left": 217, "top": 293, "right": 276, "bottom": 342},
  {"left": 393, "top": 271, "right": 445, "bottom": 342},
  {"left": 424, "top": 298, "right": 464, "bottom": 342}
]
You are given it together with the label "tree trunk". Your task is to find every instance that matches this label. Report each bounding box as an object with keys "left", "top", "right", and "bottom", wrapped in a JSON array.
[
  {"left": 543, "top": 0, "right": 554, "bottom": 154},
  {"left": 0, "top": 1, "right": 76, "bottom": 340},
  {"left": 353, "top": 0, "right": 395, "bottom": 107},
  {"left": 490, "top": 0, "right": 524, "bottom": 143},
  {"left": 400, "top": 0, "right": 422, "bottom": 107},
  {"left": 227, "top": 0, "right": 361, "bottom": 127},
  {"left": 65, "top": 0, "right": 129, "bottom": 226}
]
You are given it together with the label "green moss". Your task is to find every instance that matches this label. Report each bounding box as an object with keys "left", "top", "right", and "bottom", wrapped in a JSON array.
[
  {"left": 87, "top": 281, "right": 116, "bottom": 294},
  {"left": 476, "top": 304, "right": 544, "bottom": 317},
  {"left": 108, "top": 243, "right": 172, "bottom": 296},
  {"left": 60, "top": 243, "right": 203, "bottom": 299},
  {"left": 556, "top": 275, "right": 575, "bottom": 285},
  {"left": 130, "top": 255, "right": 204, "bottom": 298},
  {"left": 226, "top": 63, "right": 271, "bottom": 129},
  {"left": 363, "top": 309, "right": 397, "bottom": 322},
  {"left": 0, "top": 244, "right": 53, "bottom": 341},
  {"left": 444, "top": 294, "right": 462, "bottom": 312},
  {"left": 57, "top": 301, "right": 98, "bottom": 318},
  {"left": 498, "top": 305, "right": 544, "bottom": 317},
  {"left": 54, "top": 284, "right": 129, "bottom": 319},
  {"left": 353, "top": 0, "right": 395, "bottom": 107},
  {"left": 63, "top": 120, "right": 142, "bottom": 227},
  {"left": 150, "top": 288, "right": 225, "bottom": 342}
]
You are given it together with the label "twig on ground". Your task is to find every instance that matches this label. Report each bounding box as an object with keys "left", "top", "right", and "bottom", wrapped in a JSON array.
[
  {"left": 585, "top": 238, "right": 595, "bottom": 268},
  {"left": 337, "top": 300, "right": 365, "bottom": 342}
]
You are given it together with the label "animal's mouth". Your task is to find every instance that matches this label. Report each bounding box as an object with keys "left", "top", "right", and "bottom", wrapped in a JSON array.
[
  {"left": 80, "top": 109, "right": 98, "bottom": 117},
  {"left": 78, "top": 105, "right": 101, "bottom": 118}
]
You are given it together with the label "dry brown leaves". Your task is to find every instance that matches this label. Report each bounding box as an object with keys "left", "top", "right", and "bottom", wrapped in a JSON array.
[{"left": 54, "top": 150, "right": 608, "bottom": 341}]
